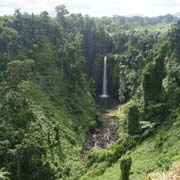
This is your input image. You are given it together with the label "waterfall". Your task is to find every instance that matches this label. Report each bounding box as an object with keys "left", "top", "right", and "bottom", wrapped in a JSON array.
[{"left": 100, "top": 56, "right": 108, "bottom": 98}]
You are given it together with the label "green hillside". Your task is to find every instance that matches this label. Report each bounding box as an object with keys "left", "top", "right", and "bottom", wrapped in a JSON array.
[{"left": 0, "top": 5, "right": 180, "bottom": 180}]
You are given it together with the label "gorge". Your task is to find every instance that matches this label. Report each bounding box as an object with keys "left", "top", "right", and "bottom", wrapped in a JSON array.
[{"left": 0, "top": 6, "right": 180, "bottom": 180}]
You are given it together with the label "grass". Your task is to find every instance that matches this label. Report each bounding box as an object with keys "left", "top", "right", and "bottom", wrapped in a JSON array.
[
  {"left": 77, "top": 103, "right": 180, "bottom": 180},
  {"left": 147, "top": 161, "right": 180, "bottom": 180}
]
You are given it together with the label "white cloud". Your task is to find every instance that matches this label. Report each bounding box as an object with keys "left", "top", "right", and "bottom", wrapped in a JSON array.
[
  {"left": 0, "top": 0, "right": 180, "bottom": 17},
  {"left": 152, "top": 0, "right": 180, "bottom": 7}
]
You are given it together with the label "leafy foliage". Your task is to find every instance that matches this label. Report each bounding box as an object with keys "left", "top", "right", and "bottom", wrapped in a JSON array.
[
  {"left": 0, "top": 168, "right": 11, "bottom": 180},
  {"left": 0, "top": 4, "right": 179, "bottom": 180}
]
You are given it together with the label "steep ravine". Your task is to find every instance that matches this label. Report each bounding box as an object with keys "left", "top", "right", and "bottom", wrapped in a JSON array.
[{"left": 81, "top": 55, "right": 120, "bottom": 158}]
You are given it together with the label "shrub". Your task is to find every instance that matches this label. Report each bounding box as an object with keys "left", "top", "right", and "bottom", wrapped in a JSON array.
[{"left": 120, "top": 155, "right": 132, "bottom": 180}]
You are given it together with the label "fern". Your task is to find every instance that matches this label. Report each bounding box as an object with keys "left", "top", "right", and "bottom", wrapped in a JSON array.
[{"left": 0, "top": 168, "right": 11, "bottom": 180}]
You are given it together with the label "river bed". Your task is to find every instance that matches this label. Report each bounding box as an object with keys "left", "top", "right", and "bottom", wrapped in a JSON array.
[{"left": 81, "top": 108, "right": 119, "bottom": 158}]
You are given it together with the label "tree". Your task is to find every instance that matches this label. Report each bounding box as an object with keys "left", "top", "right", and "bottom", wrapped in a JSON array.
[
  {"left": 55, "top": 5, "right": 69, "bottom": 27},
  {"left": 6, "top": 59, "right": 34, "bottom": 87},
  {"left": 0, "top": 26, "right": 19, "bottom": 69},
  {"left": 40, "top": 11, "right": 49, "bottom": 35}
]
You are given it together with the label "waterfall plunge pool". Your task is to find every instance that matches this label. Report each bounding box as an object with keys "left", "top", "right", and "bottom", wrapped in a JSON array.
[{"left": 96, "top": 96, "right": 119, "bottom": 110}]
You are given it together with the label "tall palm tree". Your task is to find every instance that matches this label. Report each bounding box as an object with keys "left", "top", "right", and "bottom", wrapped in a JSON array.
[{"left": 0, "top": 168, "right": 11, "bottom": 180}]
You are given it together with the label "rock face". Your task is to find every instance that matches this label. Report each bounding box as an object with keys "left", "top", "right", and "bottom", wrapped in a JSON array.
[{"left": 91, "top": 54, "right": 120, "bottom": 99}]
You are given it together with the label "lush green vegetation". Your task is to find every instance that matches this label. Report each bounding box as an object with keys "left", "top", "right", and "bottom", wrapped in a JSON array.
[
  {"left": 0, "top": 4, "right": 180, "bottom": 180},
  {"left": 0, "top": 7, "right": 97, "bottom": 180}
]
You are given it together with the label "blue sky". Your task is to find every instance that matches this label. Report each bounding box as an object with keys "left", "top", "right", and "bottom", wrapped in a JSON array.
[{"left": 0, "top": 0, "right": 180, "bottom": 17}]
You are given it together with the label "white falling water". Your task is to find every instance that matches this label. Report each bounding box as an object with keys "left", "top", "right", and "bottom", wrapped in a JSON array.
[{"left": 100, "top": 56, "right": 108, "bottom": 98}]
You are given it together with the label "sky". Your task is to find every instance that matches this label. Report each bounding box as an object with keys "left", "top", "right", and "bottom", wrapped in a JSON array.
[{"left": 0, "top": 0, "right": 180, "bottom": 17}]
